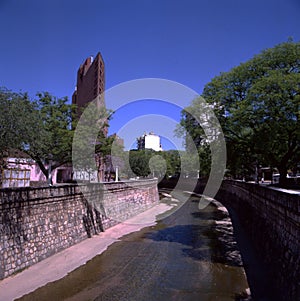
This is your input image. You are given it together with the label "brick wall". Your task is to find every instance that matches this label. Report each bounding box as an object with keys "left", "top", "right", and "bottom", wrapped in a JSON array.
[
  {"left": 0, "top": 179, "right": 159, "bottom": 279},
  {"left": 74, "top": 53, "right": 105, "bottom": 110},
  {"left": 216, "top": 180, "right": 300, "bottom": 300}
]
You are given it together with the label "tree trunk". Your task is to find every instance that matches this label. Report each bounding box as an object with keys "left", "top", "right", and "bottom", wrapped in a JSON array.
[
  {"left": 48, "top": 165, "right": 53, "bottom": 186},
  {"left": 33, "top": 157, "right": 52, "bottom": 185},
  {"left": 278, "top": 165, "right": 288, "bottom": 187}
]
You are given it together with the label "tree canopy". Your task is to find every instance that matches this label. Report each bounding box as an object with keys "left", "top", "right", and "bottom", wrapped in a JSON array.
[
  {"left": 181, "top": 41, "right": 300, "bottom": 185},
  {"left": 0, "top": 89, "right": 76, "bottom": 183},
  {"left": 28, "top": 92, "right": 75, "bottom": 182},
  {"left": 0, "top": 88, "right": 40, "bottom": 155},
  {"left": 117, "top": 149, "right": 181, "bottom": 180},
  {"left": 0, "top": 88, "right": 123, "bottom": 185}
]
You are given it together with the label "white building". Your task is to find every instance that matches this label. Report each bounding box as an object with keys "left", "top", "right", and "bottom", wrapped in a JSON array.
[{"left": 137, "top": 132, "right": 162, "bottom": 152}]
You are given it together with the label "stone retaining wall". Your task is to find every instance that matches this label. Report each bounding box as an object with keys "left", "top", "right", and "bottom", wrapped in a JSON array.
[
  {"left": 216, "top": 180, "right": 300, "bottom": 301},
  {"left": 0, "top": 179, "right": 159, "bottom": 279}
]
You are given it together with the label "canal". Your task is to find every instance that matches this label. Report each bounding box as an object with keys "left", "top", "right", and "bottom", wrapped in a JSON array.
[{"left": 16, "top": 189, "right": 274, "bottom": 301}]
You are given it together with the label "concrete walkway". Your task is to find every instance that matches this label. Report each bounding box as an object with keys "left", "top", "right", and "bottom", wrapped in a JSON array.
[{"left": 0, "top": 203, "right": 173, "bottom": 301}]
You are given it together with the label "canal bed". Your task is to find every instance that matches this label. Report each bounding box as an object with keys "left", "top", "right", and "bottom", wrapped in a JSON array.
[{"left": 17, "top": 190, "right": 255, "bottom": 301}]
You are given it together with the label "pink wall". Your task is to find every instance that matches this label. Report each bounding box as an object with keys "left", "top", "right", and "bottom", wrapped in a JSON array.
[{"left": 5, "top": 157, "right": 72, "bottom": 186}]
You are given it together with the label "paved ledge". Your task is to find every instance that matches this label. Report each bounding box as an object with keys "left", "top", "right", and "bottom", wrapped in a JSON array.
[{"left": 0, "top": 203, "right": 172, "bottom": 301}]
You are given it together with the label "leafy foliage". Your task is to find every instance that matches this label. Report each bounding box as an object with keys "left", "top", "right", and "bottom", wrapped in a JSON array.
[
  {"left": 125, "top": 149, "right": 200, "bottom": 180},
  {"left": 0, "top": 89, "right": 76, "bottom": 182},
  {"left": 27, "top": 92, "right": 75, "bottom": 180},
  {"left": 182, "top": 41, "right": 300, "bottom": 185},
  {"left": 125, "top": 149, "right": 181, "bottom": 179},
  {"left": 72, "top": 99, "right": 109, "bottom": 179},
  {"left": 177, "top": 108, "right": 212, "bottom": 178},
  {"left": 161, "top": 150, "right": 181, "bottom": 178},
  {"left": 0, "top": 88, "right": 40, "bottom": 155},
  {"left": 0, "top": 88, "right": 123, "bottom": 184},
  {"left": 128, "top": 150, "right": 152, "bottom": 177}
]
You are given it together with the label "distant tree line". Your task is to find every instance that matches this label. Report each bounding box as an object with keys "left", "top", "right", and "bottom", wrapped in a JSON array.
[{"left": 119, "top": 149, "right": 199, "bottom": 180}]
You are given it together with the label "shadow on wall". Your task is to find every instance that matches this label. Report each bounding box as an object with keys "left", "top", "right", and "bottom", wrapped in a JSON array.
[
  {"left": 0, "top": 190, "right": 30, "bottom": 248},
  {"left": 81, "top": 198, "right": 105, "bottom": 238}
]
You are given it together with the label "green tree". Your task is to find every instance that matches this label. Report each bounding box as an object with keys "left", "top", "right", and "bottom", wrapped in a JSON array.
[
  {"left": 177, "top": 109, "right": 213, "bottom": 178},
  {"left": 1, "top": 88, "right": 114, "bottom": 185},
  {"left": 24, "top": 92, "right": 75, "bottom": 183},
  {"left": 186, "top": 41, "right": 300, "bottom": 185},
  {"left": 148, "top": 153, "right": 167, "bottom": 179},
  {"left": 161, "top": 150, "right": 181, "bottom": 178},
  {"left": 128, "top": 149, "right": 152, "bottom": 177},
  {"left": 0, "top": 88, "right": 40, "bottom": 154},
  {"left": 0, "top": 88, "right": 42, "bottom": 183},
  {"left": 179, "top": 151, "right": 200, "bottom": 178},
  {"left": 99, "top": 134, "right": 126, "bottom": 181},
  {"left": 127, "top": 149, "right": 183, "bottom": 179},
  {"left": 0, "top": 89, "right": 74, "bottom": 184},
  {"left": 72, "top": 99, "right": 110, "bottom": 182}
]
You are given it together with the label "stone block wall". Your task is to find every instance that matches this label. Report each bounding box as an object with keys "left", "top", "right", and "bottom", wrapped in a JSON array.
[
  {"left": 217, "top": 180, "right": 300, "bottom": 300},
  {"left": 0, "top": 179, "right": 159, "bottom": 279}
]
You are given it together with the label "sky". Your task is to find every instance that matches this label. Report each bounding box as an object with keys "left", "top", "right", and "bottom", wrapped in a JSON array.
[{"left": 1, "top": 0, "right": 300, "bottom": 150}]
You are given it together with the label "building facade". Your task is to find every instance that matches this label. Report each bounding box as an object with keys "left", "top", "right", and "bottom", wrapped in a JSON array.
[
  {"left": 0, "top": 150, "right": 72, "bottom": 188},
  {"left": 137, "top": 132, "right": 162, "bottom": 152},
  {"left": 72, "top": 52, "right": 105, "bottom": 114},
  {"left": 72, "top": 53, "right": 106, "bottom": 181}
]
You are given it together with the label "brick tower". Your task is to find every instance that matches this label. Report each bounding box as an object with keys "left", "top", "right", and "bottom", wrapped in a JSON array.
[
  {"left": 72, "top": 52, "right": 105, "bottom": 113},
  {"left": 72, "top": 53, "right": 107, "bottom": 181}
]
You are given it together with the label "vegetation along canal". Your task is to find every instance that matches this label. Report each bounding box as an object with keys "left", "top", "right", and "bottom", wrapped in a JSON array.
[{"left": 17, "top": 189, "right": 275, "bottom": 301}]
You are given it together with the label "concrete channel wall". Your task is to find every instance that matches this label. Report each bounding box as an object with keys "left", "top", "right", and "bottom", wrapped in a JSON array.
[
  {"left": 216, "top": 180, "right": 300, "bottom": 301},
  {"left": 0, "top": 179, "right": 159, "bottom": 279}
]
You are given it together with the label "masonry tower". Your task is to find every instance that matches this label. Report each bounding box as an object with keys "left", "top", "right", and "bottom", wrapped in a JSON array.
[{"left": 72, "top": 52, "right": 105, "bottom": 113}]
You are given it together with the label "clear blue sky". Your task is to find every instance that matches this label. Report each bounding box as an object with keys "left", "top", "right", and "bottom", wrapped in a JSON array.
[{"left": 1, "top": 0, "right": 300, "bottom": 149}]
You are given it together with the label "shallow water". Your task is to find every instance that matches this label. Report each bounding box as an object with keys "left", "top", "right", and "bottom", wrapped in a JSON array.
[{"left": 17, "top": 191, "right": 251, "bottom": 301}]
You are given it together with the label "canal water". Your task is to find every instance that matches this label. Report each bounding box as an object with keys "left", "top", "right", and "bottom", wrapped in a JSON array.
[{"left": 17, "top": 190, "right": 253, "bottom": 301}]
